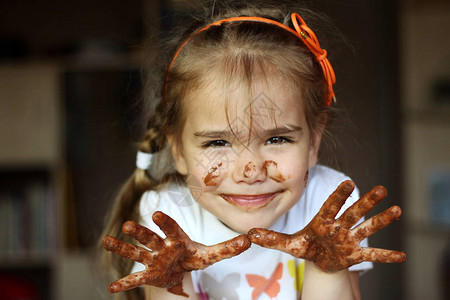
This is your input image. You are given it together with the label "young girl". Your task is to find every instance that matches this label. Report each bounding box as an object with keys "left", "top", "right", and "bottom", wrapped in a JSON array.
[{"left": 100, "top": 2, "right": 406, "bottom": 299}]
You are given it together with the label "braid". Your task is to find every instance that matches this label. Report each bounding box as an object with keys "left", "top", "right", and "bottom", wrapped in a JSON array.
[{"left": 98, "top": 102, "right": 175, "bottom": 299}]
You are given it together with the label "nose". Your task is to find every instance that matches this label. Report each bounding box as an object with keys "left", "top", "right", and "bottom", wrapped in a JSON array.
[{"left": 231, "top": 150, "right": 267, "bottom": 184}]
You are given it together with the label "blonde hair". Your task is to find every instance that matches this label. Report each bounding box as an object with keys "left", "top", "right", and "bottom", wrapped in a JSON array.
[{"left": 99, "top": 1, "right": 337, "bottom": 299}]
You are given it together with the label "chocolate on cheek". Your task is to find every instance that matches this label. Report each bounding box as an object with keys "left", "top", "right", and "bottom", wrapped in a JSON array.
[
  {"left": 203, "top": 162, "right": 224, "bottom": 186},
  {"left": 262, "top": 160, "right": 289, "bottom": 182}
]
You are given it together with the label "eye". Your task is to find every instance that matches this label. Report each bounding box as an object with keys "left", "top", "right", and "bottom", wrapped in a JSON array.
[
  {"left": 202, "top": 140, "right": 231, "bottom": 148},
  {"left": 265, "top": 136, "right": 293, "bottom": 145}
]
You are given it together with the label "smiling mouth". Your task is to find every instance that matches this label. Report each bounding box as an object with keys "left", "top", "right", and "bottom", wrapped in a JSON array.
[{"left": 220, "top": 192, "right": 280, "bottom": 208}]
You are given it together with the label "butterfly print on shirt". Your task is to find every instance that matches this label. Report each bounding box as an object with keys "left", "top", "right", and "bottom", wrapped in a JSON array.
[
  {"left": 246, "top": 262, "right": 283, "bottom": 300},
  {"left": 287, "top": 259, "right": 305, "bottom": 294}
]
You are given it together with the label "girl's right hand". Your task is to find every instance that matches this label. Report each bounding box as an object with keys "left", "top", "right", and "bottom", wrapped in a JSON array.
[{"left": 103, "top": 211, "right": 250, "bottom": 297}]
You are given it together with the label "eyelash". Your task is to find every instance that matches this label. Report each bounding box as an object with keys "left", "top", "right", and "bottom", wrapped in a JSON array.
[
  {"left": 265, "top": 136, "right": 294, "bottom": 145},
  {"left": 201, "top": 140, "right": 231, "bottom": 148},
  {"left": 201, "top": 136, "right": 294, "bottom": 148}
]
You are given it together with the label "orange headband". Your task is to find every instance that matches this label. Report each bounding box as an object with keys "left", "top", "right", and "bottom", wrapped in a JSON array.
[{"left": 165, "top": 13, "right": 336, "bottom": 106}]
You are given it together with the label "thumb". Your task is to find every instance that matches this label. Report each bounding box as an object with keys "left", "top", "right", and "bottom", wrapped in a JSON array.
[
  {"left": 206, "top": 235, "right": 251, "bottom": 261},
  {"left": 247, "top": 228, "right": 290, "bottom": 250},
  {"left": 248, "top": 228, "right": 309, "bottom": 258},
  {"left": 184, "top": 235, "right": 251, "bottom": 270}
]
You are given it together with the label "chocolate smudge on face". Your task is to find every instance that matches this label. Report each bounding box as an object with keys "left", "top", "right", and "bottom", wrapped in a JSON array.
[
  {"left": 262, "top": 160, "right": 287, "bottom": 182},
  {"left": 203, "top": 163, "right": 223, "bottom": 186},
  {"left": 243, "top": 162, "right": 256, "bottom": 178},
  {"left": 304, "top": 170, "right": 309, "bottom": 187}
]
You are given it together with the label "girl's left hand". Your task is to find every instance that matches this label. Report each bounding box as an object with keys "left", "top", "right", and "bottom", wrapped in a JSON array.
[{"left": 247, "top": 180, "right": 406, "bottom": 272}]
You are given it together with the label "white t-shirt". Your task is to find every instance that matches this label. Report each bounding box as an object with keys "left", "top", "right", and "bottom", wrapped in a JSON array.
[{"left": 132, "top": 165, "right": 373, "bottom": 299}]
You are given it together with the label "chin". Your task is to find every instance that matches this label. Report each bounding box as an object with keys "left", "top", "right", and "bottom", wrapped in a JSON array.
[{"left": 224, "top": 214, "right": 277, "bottom": 234}]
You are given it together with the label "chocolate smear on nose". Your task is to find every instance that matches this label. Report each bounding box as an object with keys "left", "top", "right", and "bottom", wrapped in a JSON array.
[{"left": 243, "top": 162, "right": 256, "bottom": 178}]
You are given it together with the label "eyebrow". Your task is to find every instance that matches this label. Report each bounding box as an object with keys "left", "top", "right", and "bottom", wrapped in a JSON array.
[
  {"left": 264, "top": 125, "right": 303, "bottom": 136},
  {"left": 193, "top": 125, "right": 303, "bottom": 139}
]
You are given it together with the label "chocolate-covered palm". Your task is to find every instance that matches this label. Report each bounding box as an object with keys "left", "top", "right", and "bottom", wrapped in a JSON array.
[
  {"left": 103, "top": 211, "right": 250, "bottom": 297},
  {"left": 248, "top": 180, "right": 406, "bottom": 272}
]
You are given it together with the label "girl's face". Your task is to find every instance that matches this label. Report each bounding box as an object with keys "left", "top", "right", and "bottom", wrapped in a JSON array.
[{"left": 169, "top": 75, "right": 323, "bottom": 234}]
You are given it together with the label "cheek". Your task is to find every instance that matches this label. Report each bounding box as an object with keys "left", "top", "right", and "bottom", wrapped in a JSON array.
[
  {"left": 284, "top": 164, "right": 308, "bottom": 185},
  {"left": 185, "top": 175, "right": 203, "bottom": 199},
  {"left": 276, "top": 162, "right": 310, "bottom": 197},
  {"left": 273, "top": 149, "right": 310, "bottom": 182}
]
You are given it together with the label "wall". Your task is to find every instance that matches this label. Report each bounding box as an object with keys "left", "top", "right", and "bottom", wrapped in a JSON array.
[{"left": 401, "top": 2, "right": 450, "bottom": 299}]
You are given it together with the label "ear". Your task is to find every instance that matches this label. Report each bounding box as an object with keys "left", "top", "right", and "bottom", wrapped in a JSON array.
[
  {"left": 308, "top": 114, "right": 327, "bottom": 168},
  {"left": 166, "top": 134, "right": 188, "bottom": 175}
]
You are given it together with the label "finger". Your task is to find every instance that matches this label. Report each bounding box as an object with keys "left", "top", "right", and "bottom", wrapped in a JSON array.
[
  {"left": 108, "top": 271, "right": 148, "bottom": 293},
  {"left": 103, "top": 235, "right": 152, "bottom": 264},
  {"left": 249, "top": 228, "right": 309, "bottom": 258},
  {"left": 210, "top": 234, "right": 251, "bottom": 258},
  {"left": 199, "top": 235, "right": 251, "bottom": 265},
  {"left": 352, "top": 206, "right": 402, "bottom": 241},
  {"left": 248, "top": 227, "right": 297, "bottom": 250},
  {"left": 122, "top": 221, "right": 165, "bottom": 251},
  {"left": 361, "top": 247, "right": 406, "bottom": 264},
  {"left": 182, "top": 235, "right": 251, "bottom": 270},
  {"left": 339, "top": 185, "right": 387, "bottom": 229},
  {"left": 317, "top": 180, "right": 355, "bottom": 220},
  {"left": 152, "top": 211, "right": 190, "bottom": 242}
]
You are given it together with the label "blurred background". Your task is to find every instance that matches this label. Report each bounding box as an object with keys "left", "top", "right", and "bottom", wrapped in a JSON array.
[{"left": 0, "top": 0, "right": 449, "bottom": 299}]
